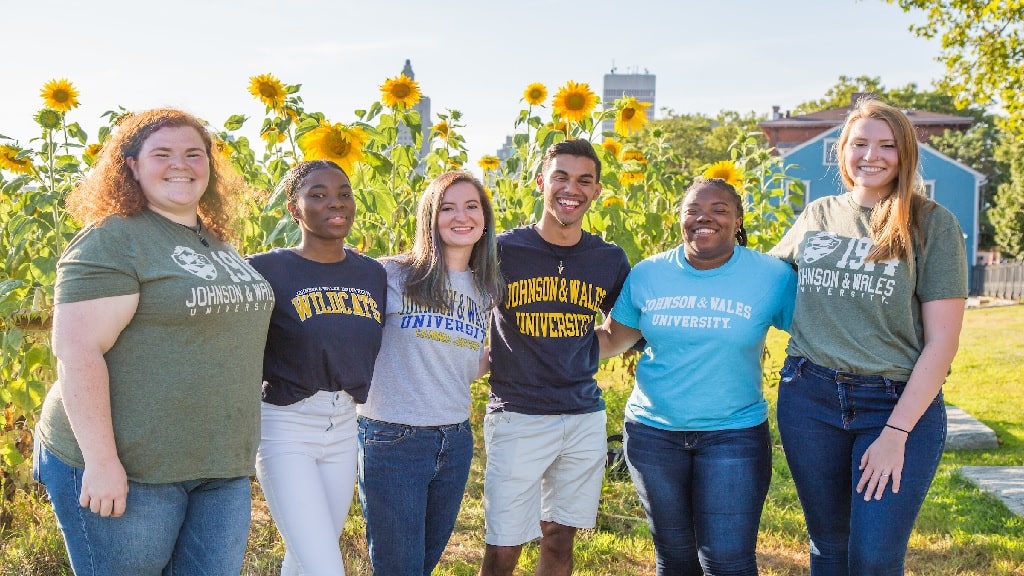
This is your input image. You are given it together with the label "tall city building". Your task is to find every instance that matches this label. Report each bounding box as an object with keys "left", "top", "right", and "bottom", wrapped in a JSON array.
[
  {"left": 396, "top": 59, "right": 432, "bottom": 159},
  {"left": 601, "top": 67, "right": 656, "bottom": 135}
]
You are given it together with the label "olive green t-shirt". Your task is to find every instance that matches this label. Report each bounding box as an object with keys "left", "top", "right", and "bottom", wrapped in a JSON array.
[
  {"left": 38, "top": 210, "right": 274, "bottom": 483},
  {"left": 770, "top": 193, "right": 967, "bottom": 380}
]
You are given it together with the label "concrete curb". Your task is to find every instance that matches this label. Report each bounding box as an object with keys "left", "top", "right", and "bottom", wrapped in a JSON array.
[
  {"left": 945, "top": 404, "right": 1000, "bottom": 450},
  {"left": 958, "top": 466, "right": 1024, "bottom": 517}
]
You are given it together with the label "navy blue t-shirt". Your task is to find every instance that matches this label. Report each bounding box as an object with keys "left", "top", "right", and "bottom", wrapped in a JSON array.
[
  {"left": 247, "top": 248, "right": 387, "bottom": 405},
  {"left": 488, "top": 226, "right": 630, "bottom": 415}
]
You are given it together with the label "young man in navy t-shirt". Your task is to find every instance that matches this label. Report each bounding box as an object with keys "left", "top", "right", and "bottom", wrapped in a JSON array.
[{"left": 480, "top": 139, "right": 630, "bottom": 576}]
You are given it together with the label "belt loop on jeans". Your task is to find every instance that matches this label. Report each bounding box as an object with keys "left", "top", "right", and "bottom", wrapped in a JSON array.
[{"left": 795, "top": 356, "right": 808, "bottom": 377}]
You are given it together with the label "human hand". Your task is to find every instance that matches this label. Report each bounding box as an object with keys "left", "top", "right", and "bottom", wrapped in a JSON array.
[
  {"left": 856, "top": 427, "right": 907, "bottom": 500},
  {"left": 79, "top": 457, "right": 129, "bottom": 517}
]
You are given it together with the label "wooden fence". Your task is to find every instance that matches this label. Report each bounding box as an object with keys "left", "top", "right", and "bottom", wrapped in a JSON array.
[{"left": 971, "top": 262, "right": 1024, "bottom": 300}]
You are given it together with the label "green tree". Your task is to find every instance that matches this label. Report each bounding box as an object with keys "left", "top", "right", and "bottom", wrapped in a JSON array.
[
  {"left": 645, "top": 110, "right": 761, "bottom": 177},
  {"left": 989, "top": 140, "right": 1024, "bottom": 259},
  {"left": 884, "top": 0, "right": 1024, "bottom": 256},
  {"left": 885, "top": 0, "right": 1024, "bottom": 134}
]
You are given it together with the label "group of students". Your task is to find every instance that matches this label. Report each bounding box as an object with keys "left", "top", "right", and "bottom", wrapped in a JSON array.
[{"left": 32, "top": 96, "right": 967, "bottom": 576}]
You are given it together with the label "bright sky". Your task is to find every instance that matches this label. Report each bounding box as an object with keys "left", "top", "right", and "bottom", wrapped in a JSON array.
[{"left": 5, "top": 0, "right": 945, "bottom": 175}]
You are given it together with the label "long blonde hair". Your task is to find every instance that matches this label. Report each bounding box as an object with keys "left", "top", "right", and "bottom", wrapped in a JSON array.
[{"left": 836, "top": 97, "right": 933, "bottom": 262}]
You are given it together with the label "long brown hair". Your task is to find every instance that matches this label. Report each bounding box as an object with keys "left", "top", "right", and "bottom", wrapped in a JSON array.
[
  {"left": 65, "top": 108, "right": 246, "bottom": 242},
  {"left": 836, "top": 97, "right": 933, "bottom": 262},
  {"left": 390, "top": 171, "right": 504, "bottom": 312}
]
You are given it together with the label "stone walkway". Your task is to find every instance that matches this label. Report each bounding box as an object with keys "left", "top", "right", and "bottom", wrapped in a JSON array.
[
  {"left": 946, "top": 405, "right": 999, "bottom": 450},
  {"left": 958, "top": 467, "right": 1024, "bottom": 517},
  {"left": 945, "top": 403, "right": 1024, "bottom": 518}
]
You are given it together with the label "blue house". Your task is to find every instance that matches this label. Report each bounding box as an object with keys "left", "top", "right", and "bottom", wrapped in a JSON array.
[{"left": 759, "top": 95, "right": 984, "bottom": 285}]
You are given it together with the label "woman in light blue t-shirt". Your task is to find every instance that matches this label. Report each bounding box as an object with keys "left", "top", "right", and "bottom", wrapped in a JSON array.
[{"left": 598, "top": 177, "right": 796, "bottom": 576}]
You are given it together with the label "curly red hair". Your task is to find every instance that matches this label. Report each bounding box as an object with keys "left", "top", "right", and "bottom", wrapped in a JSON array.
[{"left": 65, "top": 108, "right": 246, "bottom": 243}]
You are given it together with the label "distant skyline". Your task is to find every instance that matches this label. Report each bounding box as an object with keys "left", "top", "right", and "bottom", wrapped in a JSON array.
[{"left": 5, "top": 0, "right": 949, "bottom": 172}]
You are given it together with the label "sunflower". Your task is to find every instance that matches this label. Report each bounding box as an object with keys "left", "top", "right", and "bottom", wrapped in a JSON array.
[
  {"left": 621, "top": 149, "right": 647, "bottom": 165},
  {"left": 523, "top": 83, "right": 547, "bottom": 106},
  {"left": 0, "top": 145, "right": 34, "bottom": 175},
  {"left": 380, "top": 74, "right": 422, "bottom": 109},
  {"left": 614, "top": 96, "right": 652, "bottom": 136},
  {"left": 261, "top": 126, "right": 288, "bottom": 144},
  {"left": 39, "top": 78, "right": 80, "bottom": 112},
  {"left": 703, "top": 160, "right": 744, "bottom": 189},
  {"left": 84, "top": 143, "right": 103, "bottom": 159},
  {"left": 248, "top": 74, "right": 287, "bottom": 111},
  {"left": 299, "top": 122, "right": 367, "bottom": 174},
  {"left": 433, "top": 121, "right": 450, "bottom": 140},
  {"left": 602, "top": 195, "right": 625, "bottom": 209},
  {"left": 619, "top": 171, "right": 644, "bottom": 185},
  {"left": 601, "top": 138, "right": 623, "bottom": 160},
  {"left": 551, "top": 81, "right": 598, "bottom": 123},
  {"left": 35, "top": 108, "right": 62, "bottom": 130},
  {"left": 478, "top": 155, "right": 500, "bottom": 173},
  {"left": 484, "top": 186, "right": 494, "bottom": 200}
]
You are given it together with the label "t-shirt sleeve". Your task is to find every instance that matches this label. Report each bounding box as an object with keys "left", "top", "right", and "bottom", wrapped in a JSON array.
[
  {"left": 916, "top": 206, "right": 968, "bottom": 302},
  {"left": 602, "top": 250, "right": 632, "bottom": 316},
  {"left": 610, "top": 268, "right": 640, "bottom": 329},
  {"left": 54, "top": 224, "right": 140, "bottom": 304},
  {"left": 772, "top": 263, "right": 798, "bottom": 332}
]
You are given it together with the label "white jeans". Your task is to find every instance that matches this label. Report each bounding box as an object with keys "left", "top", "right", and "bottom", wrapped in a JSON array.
[{"left": 256, "top": 390, "right": 359, "bottom": 576}]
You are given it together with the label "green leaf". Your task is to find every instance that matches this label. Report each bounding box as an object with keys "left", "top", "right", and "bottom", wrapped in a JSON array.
[{"left": 224, "top": 115, "right": 248, "bottom": 131}]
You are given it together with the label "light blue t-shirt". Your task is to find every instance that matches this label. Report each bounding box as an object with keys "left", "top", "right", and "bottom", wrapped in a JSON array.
[{"left": 610, "top": 245, "right": 797, "bottom": 431}]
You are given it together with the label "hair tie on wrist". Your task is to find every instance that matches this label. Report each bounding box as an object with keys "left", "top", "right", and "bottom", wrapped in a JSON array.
[{"left": 885, "top": 423, "right": 910, "bottom": 434}]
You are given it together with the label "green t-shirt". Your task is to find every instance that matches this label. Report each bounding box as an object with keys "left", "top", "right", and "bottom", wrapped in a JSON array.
[
  {"left": 38, "top": 210, "right": 274, "bottom": 483},
  {"left": 770, "top": 193, "right": 967, "bottom": 380}
]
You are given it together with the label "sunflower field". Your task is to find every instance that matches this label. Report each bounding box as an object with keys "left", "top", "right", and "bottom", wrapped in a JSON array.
[{"left": 0, "top": 74, "right": 803, "bottom": 507}]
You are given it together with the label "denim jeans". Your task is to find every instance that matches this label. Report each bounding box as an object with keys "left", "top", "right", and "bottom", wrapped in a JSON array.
[
  {"left": 776, "top": 356, "right": 946, "bottom": 576},
  {"left": 256, "top": 390, "right": 359, "bottom": 576},
  {"left": 33, "top": 441, "right": 251, "bottom": 576},
  {"left": 357, "top": 416, "right": 473, "bottom": 576},
  {"left": 623, "top": 419, "right": 772, "bottom": 576}
]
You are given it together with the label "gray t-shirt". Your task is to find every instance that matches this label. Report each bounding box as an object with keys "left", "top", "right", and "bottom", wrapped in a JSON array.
[
  {"left": 38, "top": 210, "right": 274, "bottom": 483},
  {"left": 770, "top": 193, "right": 967, "bottom": 380},
  {"left": 358, "top": 260, "right": 489, "bottom": 426}
]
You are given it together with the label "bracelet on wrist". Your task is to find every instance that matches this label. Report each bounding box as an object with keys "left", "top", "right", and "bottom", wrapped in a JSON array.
[{"left": 885, "top": 423, "right": 910, "bottom": 435}]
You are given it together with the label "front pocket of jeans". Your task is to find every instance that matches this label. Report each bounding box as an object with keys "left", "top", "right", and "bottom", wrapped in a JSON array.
[{"left": 364, "top": 424, "right": 410, "bottom": 446}]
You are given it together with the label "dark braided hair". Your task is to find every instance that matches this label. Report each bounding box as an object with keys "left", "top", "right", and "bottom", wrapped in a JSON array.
[{"left": 683, "top": 177, "right": 747, "bottom": 247}]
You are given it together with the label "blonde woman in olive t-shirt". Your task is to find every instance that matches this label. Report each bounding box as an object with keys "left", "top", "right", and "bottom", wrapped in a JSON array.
[{"left": 769, "top": 98, "right": 967, "bottom": 575}]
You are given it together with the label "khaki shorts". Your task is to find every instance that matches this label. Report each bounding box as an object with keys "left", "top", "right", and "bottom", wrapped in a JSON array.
[{"left": 482, "top": 410, "right": 607, "bottom": 546}]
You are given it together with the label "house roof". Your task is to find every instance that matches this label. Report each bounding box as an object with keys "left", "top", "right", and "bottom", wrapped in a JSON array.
[{"left": 759, "top": 93, "right": 974, "bottom": 131}]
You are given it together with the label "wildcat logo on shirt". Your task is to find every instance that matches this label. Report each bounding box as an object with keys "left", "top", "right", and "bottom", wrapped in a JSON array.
[
  {"left": 801, "top": 232, "right": 843, "bottom": 264},
  {"left": 172, "top": 246, "right": 218, "bottom": 280}
]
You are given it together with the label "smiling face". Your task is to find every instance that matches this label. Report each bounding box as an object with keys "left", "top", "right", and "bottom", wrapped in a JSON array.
[
  {"left": 536, "top": 154, "right": 602, "bottom": 232},
  {"left": 125, "top": 126, "right": 210, "bottom": 224},
  {"left": 287, "top": 166, "right": 355, "bottom": 243},
  {"left": 437, "top": 180, "right": 485, "bottom": 256},
  {"left": 841, "top": 117, "right": 900, "bottom": 203},
  {"left": 680, "top": 182, "right": 743, "bottom": 270}
]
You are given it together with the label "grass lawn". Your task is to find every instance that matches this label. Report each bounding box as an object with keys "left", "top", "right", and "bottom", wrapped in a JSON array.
[{"left": 2, "top": 305, "right": 1022, "bottom": 575}]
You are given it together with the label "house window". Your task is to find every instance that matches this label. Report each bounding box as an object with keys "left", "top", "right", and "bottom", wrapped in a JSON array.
[
  {"left": 922, "top": 180, "right": 935, "bottom": 199},
  {"left": 823, "top": 138, "right": 838, "bottom": 166}
]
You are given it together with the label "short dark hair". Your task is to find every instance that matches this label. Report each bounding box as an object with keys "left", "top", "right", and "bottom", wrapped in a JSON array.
[{"left": 541, "top": 139, "right": 601, "bottom": 180}]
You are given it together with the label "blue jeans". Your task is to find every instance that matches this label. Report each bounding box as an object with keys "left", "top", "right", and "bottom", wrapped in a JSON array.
[
  {"left": 624, "top": 419, "right": 772, "bottom": 576},
  {"left": 33, "top": 442, "right": 251, "bottom": 576},
  {"left": 357, "top": 417, "right": 474, "bottom": 576},
  {"left": 776, "top": 356, "right": 946, "bottom": 576}
]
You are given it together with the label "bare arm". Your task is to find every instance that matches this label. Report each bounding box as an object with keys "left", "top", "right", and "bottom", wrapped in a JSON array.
[
  {"left": 476, "top": 345, "right": 491, "bottom": 381},
  {"left": 51, "top": 294, "right": 139, "bottom": 517},
  {"left": 857, "top": 297, "right": 965, "bottom": 500},
  {"left": 595, "top": 316, "right": 643, "bottom": 360}
]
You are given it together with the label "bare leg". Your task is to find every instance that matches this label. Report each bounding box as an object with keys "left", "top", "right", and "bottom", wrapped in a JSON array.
[
  {"left": 480, "top": 543, "right": 524, "bottom": 576},
  {"left": 535, "top": 521, "right": 576, "bottom": 576}
]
